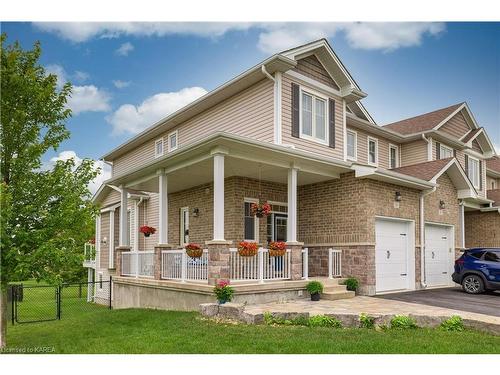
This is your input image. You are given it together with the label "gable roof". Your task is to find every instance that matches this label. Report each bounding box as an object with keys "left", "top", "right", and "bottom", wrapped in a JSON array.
[
  {"left": 461, "top": 128, "right": 482, "bottom": 143},
  {"left": 391, "top": 158, "right": 454, "bottom": 181},
  {"left": 487, "top": 189, "right": 500, "bottom": 206},
  {"left": 383, "top": 103, "right": 464, "bottom": 135}
]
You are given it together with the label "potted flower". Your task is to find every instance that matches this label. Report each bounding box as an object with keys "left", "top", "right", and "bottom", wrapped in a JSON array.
[
  {"left": 213, "top": 280, "right": 234, "bottom": 304},
  {"left": 139, "top": 225, "right": 156, "bottom": 237},
  {"left": 237, "top": 241, "right": 258, "bottom": 257},
  {"left": 251, "top": 202, "right": 271, "bottom": 218},
  {"left": 88, "top": 238, "right": 96, "bottom": 244},
  {"left": 185, "top": 243, "right": 203, "bottom": 258},
  {"left": 268, "top": 241, "right": 286, "bottom": 257},
  {"left": 306, "top": 281, "right": 323, "bottom": 301}
]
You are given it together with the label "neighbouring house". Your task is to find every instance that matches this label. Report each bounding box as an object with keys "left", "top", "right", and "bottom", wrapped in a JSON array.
[{"left": 83, "top": 39, "right": 498, "bottom": 310}]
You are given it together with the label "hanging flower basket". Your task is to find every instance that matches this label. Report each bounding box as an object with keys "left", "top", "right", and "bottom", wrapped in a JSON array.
[
  {"left": 139, "top": 225, "right": 156, "bottom": 237},
  {"left": 251, "top": 202, "right": 271, "bottom": 218},
  {"left": 185, "top": 243, "right": 203, "bottom": 258},
  {"left": 237, "top": 241, "right": 258, "bottom": 257},
  {"left": 268, "top": 241, "right": 286, "bottom": 257}
]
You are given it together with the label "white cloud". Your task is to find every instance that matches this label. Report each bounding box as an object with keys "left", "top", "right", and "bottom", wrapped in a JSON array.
[
  {"left": 115, "top": 42, "right": 134, "bottom": 56},
  {"left": 107, "top": 87, "right": 207, "bottom": 135},
  {"left": 113, "top": 80, "right": 131, "bottom": 89},
  {"left": 34, "top": 22, "right": 445, "bottom": 53},
  {"left": 45, "top": 64, "right": 68, "bottom": 88},
  {"left": 46, "top": 151, "right": 112, "bottom": 195},
  {"left": 74, "top": 70, "right": 90, "bottom": 82}
]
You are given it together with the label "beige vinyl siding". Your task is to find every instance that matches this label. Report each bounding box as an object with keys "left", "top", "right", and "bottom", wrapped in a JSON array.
[
  {"left": 281, "top": 74, "right": 344, "bottom": 160},
  {"left": 292, "top": 55, "right": 340, "bottom": 90},
  {"left": 440, "top": 112, "right": 471, "bottom": 139},
  {"left": 401, "top": 140, "right": 428, "bottom": 167},
  {"left": 101, "top": 189, "right": 120, "bottom": 207},
  {"left": 143, "top": 194, "right": 159, "bottom": 250},
  {"left": 472, "top": 139, "right": 483, "bottom": 153},
  {"left": 347, "top": 127, "right": 396, "bottom": 169},
  {"left": 112, "top": 79, "right": 275, "bottom": 176},
  {"left": 455, "top": 149, "right": 466, "bottom": 169},
  {"left": 99, "top": 212, "right": 110, "bottom": 269}
]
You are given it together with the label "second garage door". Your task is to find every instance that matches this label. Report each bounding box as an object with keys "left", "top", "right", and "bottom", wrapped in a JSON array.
[{"left": 425, "top": 224, "right": 453, "bottom": 287}]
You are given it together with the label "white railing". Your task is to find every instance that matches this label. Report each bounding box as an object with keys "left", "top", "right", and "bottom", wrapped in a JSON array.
[
  {"left": 229, "top": 247, "right": 291, "bottom": 283},
  {"left": 329, "top": 248, "right": 342, "bottom": 278},
  {"left": 302, "top": 247, "right": 309, "bottom": 280},
  {"left": 161, "top": 249, "right": 208, "bottom": 282},
  {"left": 121, "top": 251, "right": 155, "bottom": 278},
  {"left": 83, "top": 243, "right": 96, "bottom": 267}
]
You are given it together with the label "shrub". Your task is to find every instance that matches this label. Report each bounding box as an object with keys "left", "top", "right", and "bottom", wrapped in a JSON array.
[
  {"left": 342, "top": 277, "right": 359, "bottom": 292},
  {"left": 306, "top": 281, "right": 323, "bottom": 295},
  {"left": 263, "top": 312, "right": 308, "bottom": 326},
  {"left": 359, "top": 313, "right": 375, "bottom": 329},
  {"left": 309, "top": 315, "right": 342, "bottom": 328},
  {"left": 440, "top": 316, "right": 464, "bottom": 332},
  {"left": 390, "top": 315, "right": 418, "bottom": 329},
  {"left": 213, "top": 280, "right": 234, "bottom": 303}
]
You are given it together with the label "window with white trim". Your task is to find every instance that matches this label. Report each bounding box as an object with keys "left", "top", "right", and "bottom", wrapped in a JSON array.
[
  {"left": 389, "top": 144, "right": 399, "bottom": 169},
  {"left": 98, "top": 272, "right": 103, "bottom": 290},
  {"left": 300, "top": 90, "right": 327, "bottom": 144},
  {"left": 440, "top": 144, "right": 453, "bottom": 159},
  {"left": 468, "top": 156, "right": 480, "bottom": 189},
  {"left": 492, "top": 180, "right": 496, "bottom": 190},
  {"left": 244, "top": 200, "right": 258, "bottom": 242},
  {"left": 346, "top": 130, "right": 357, "bottom": 160},
  {"left": 154, "top": 138, "right": 164, "bottom": 158},
  {"left": 168, "top": 130, "right": 178, "bottom": 152},
  {"left": 368, "top": 137, "right": 378, "bottom": 165}
]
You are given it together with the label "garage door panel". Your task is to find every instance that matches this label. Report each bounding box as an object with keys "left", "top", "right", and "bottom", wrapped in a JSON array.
[{"left": 425, "top": 224, "right": 453, "bottom": 287}]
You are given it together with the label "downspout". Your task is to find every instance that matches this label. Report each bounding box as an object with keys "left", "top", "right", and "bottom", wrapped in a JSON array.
[
  {"left": 261, "top": 65, "right": 275, "bottom": 83},
  {"left": 420, "top": 186, "right": 436, "bottom": 288}
]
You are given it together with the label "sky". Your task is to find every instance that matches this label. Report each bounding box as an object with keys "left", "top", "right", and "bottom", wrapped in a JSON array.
[{"left": 2, "top": 22, "right": 499, "bottom": 193}]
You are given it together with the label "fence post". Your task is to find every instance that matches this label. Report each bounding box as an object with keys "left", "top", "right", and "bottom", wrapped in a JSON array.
[
  {"left": 109, "top": 276, "right": 112, "bottom": 310},
  {"left": 57, "top": 285, "right": 61, "bottom": 320},
  {"left": 258, "top": 248, "right": 264, "bottom": 284},
  {"left": 11, "top": 286, "right": 15, "bottom": 325},
  {"left": 181, "top": 251, "right": 187, "bottom": 282}
]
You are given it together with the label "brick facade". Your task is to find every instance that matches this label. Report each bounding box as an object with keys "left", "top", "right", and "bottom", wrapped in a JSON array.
[{"left": 465, "top": 210, "right": 500, "bottom": 247}]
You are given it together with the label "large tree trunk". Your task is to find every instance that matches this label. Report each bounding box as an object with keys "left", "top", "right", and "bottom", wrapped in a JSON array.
[{"left": 0, "top": 285, "right": 8, "bottom": 348}]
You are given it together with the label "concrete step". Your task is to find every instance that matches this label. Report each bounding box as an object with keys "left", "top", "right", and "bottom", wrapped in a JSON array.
[
  {"left": 309, "top": 277, "right": 346, "bottom": 286},
  {"left": 321, "top": 290, "right": 355, "bottom": 301},
  {"left": 323, "top": 285, "right": 349, "bottom": 293}
]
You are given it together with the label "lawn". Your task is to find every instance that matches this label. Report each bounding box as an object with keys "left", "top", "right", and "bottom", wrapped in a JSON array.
[{"left": 5, "top": 307, "right": 500, "bottom": 354}]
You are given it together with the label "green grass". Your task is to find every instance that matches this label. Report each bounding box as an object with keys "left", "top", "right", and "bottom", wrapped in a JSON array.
[{"left": 6, "top": 308, "right": 500, "bottom": 354}]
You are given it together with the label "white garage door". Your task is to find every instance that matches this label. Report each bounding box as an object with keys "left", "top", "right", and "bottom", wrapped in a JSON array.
[
  {"left": 375, "top": 219, "right": 410, "bottom": 293},
  {"left": 425, "top": 224, "right": 453, "bottom": 287}
]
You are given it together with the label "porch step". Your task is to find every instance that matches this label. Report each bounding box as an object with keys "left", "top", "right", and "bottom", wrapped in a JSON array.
[
  {"left": 310, "top": 277, "right": 347, "bottom": 286},
  {"left": 321, "top": 290, "right": 355, "bottom": 301},
  {"left": 323, "top": 285, "right": 350, "bottom": 293}
]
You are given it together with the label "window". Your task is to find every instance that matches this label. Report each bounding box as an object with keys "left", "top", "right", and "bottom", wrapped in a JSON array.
[
  {"left": 440, "top": 144, "right": 453, "bottom": 159},
  {"left": 368, "top": 137, "right": 378, "bottom": 165},
  {"left": 389, "top": 145, "right": 399, "bottom": 169},
  {"left": 468, "top": 156, "right": 480, "bottom": 189},
  {"left": 300, "top": 89, "right": 327, "bottom": 143},
  {"left": 492, "top": 180, "right": 496, "bottom": 190},
  {"left": 468, "top": 251, "right": 485, "bottom": 259},
  {"left": 483, "top": 251, "right": 500, "bottom": 263},
  {"left": 98, "top": 272, "right": 103, "bottom": 290},
  {"left": 155, "top": 138, "right": 164, "bottom": 158},
  {"left": 346, "top": 130, "right": 357, "bottom": 160},
  {"left": 168, "top": 131, "right": 178, "bottom": 152},
  {"left": 244, "top": 200, "right": 258, "bottom": 241}
]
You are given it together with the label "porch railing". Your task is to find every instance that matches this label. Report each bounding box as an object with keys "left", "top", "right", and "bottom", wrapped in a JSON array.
[
  {"left": 121, "top": 251, "right": 155, "bottom": 278},
  {"left": 229, "top": 247, "right": 291, "bottom": 283},
  {"left": 161, "top": 249, "right": 208, "bottom": 282},
  {"left": 328, "top": 248, "right": 342, "bottom": 278},
  {"left": 83, "top": 243, "right": 96, "bottom": 267}
]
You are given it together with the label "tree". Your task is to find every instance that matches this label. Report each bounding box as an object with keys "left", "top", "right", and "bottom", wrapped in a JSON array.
[{"left": 0, "top": 34, "right": 99, "bottom": 347}]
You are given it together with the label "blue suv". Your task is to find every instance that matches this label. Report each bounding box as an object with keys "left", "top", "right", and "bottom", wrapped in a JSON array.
[{"left": 452, "top": 248, "right": 500, "bottom": 294}]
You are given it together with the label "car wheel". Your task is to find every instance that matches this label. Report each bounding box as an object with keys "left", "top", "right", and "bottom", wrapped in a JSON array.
[{"left": 462, "top": 275, "right": 484, "bottom": 294}]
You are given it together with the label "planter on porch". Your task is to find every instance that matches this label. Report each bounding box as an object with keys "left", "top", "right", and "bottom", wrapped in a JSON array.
[
  {"left": 185, "top": 243, "right": 203, "bottom": 258},
  {"left": 268, "top": 241, "right": 286, "bottom": 257},
  {"left": 237, "top": 241, "right": 258, "bottom": 257},
  {"left": 139, "top": 225, "right": 156, "bottom": 238}
]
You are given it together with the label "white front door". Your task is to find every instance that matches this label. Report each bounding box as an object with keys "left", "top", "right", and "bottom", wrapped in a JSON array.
[
  {"left": 425, "top": 224, "right": 453, "bottom": 287},
  {"left": 180, "top": 207, "right": 189, "bottom": 245},
  {"left": 375, "top": 219, "right": 410, "bottom": 293}
]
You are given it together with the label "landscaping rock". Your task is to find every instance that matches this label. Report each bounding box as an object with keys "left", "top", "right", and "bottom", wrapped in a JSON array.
[
  {"left": 199, "top": 303, "right": 219, "bottom": 317},
  {"left": 410, "top": 314, "right": 449, "bottom": 328},
  {"left": 325, "top": 313, "right": 360, "bottom": 327}
]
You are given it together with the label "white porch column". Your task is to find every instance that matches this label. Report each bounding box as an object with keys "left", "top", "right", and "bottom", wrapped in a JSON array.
[
  {"left": 158, "top": 170, "right": 168, "bottom": 245},
  {"left": 212, "top": 151, "right": 226, "bottom": 241},
  {"left": 287, "top": 167, "right": 298, "bottom": 243},
  {"left": 119, "top": 186, "right": 129, "bottom": 247},
  {"left": 109, "top": 209, "right": 115, "bottom": 268}
]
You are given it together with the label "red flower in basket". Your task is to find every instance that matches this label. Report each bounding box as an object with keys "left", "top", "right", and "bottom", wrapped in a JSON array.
[
  {"left": 268, "top": 241, "right": 286, "bottom": 257},
  {"left": 185, "top": 243, "right": 203, "bottom": 258},
  {"left": 251, "top": 202, "right": 271, "bottom": 218},
  {"left": 237, "top": 241, "right": 258, "bottom": 257},
  {"left": 88, "top": 238, "right": 96, "bottom": 244},
  {"left": 139, "top": 225, "right": 156, "bottom": 237}
]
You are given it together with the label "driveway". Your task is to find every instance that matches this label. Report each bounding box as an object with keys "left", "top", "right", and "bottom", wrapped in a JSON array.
[{"left": 375, "top": 287, "right": 500, "bottom": 317}]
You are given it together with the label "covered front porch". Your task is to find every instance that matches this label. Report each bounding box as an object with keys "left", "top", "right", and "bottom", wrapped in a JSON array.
[{"left": 105, "top": 133, "right": 351, "bottom": 287}]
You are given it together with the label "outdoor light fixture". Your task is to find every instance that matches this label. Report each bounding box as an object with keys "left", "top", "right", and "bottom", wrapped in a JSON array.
[
  {"left": 193, "top": 208, "right": 200, "bottom": 217},
  {"left": 102, "top": 236, "right": 108, "bottom": 244},
  {"left": 395, "top": 191, "right": 402, "bottom": 202},
  {"left": 439, "top": 200, "right": 446, "bottom": 209}
]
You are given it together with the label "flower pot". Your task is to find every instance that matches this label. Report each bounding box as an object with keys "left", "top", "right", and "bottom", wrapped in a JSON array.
[
  {"left": 237, "top": 248, "right": 258, "bottom": 257},
  {"left": 268, "top": 249, "right": 286, "bottom": 257},
  {"left": 144, "top": 233, "right": 151, "bottom": 237},
  {"left": 255, "top": 211, "right": 265, "bottom": 218},
  {"left": 186, "top": 248, "right": 203, "bottom": 258},
  {"left": 218, "top": 299, "right": 227, "bottom": 305},
  {"left": 310, "top": 292, "right": 320, "bottom": 301}
]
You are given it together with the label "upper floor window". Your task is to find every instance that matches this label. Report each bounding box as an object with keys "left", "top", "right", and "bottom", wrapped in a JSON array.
[
  {"left": 492, "top": 180, "right": 496, "bottom": 190},
  {"left": 300, "top": 90, "right": 327, "bottom": 144},
  {"left": 467, "top": 156, "right": 480, "bottom": 189},
  {"left": 389, "top": 144, "right": 399, "bottom": 169},
  {"left": 368, "top": 137, "right": 378, "bottom": 166},
  {"left": 440, "top": 144, "right": 453, "bottom": 159},
  {"left": 168, "top": 130, "right": 178, "bottom": 152},
  {"left": 155, "top": 138, "right": 164, "bottom": 158},
  {"left": 346, "top": 130, "right": 357, "bottom": 160}
]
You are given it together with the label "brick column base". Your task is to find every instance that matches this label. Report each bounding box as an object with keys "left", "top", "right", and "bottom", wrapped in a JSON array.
[
  {"left": 287, "top": 242, "right": 304, "bottom": 281},
  {"left": 114, "top": 246, "right": 131, "bottom": 276},
  {"left": 154, "top": 244, "right": 175, "bottom": 279},
  {"left": 206, "top": 240, "right": 232, "bottom": 285}
]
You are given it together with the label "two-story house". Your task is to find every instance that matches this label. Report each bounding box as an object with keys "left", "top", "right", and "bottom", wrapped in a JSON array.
[{"left": 85, "top": 39, "right": 498, "bottom": 309}]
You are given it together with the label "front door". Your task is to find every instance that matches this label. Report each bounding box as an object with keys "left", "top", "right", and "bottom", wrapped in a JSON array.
[{"left": 180, "top": 207, "right": 189, "bottom": 245}]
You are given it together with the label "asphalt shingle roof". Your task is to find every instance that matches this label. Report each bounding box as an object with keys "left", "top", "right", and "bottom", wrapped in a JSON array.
[{"left": 391, "top": 158, "right": 454, "bottom": 181}]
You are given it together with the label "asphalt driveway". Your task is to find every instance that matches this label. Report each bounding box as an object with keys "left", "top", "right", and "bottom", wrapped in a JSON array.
[{"left": 375, "top": 287, "right": 500, "bottom": 317}]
